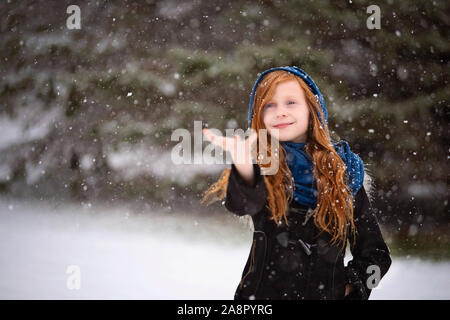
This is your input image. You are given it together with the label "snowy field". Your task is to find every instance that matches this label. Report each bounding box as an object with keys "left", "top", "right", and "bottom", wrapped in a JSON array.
[{"left": 0, "top": 198, "right": 449, "bottom": 300}]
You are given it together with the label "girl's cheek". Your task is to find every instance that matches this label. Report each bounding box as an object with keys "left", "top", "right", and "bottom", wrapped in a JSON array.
[{"left": 262, "top": 114, "right": 272, "bottom": 127}]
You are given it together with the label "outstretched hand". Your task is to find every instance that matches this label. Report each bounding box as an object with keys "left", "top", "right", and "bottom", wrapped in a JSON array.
[{"left": 202, "top": 128, "right": 258, "bottom": 165}]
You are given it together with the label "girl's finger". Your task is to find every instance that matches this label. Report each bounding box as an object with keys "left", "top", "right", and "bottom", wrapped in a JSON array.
[
  {"left": 204, "top": 129, "right": 228, "bottom": 151},
  {"left": 248, "top": 130, "right": 258, "bottom": 145},
  {"left": 222, "top": 137, "right": 229, "bottom": 150},
  {"left": 203, "top": 128, "right": 215, "bottom": 142}
]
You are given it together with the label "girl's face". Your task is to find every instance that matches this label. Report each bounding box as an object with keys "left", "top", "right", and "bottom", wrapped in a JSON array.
[{"left": 262, "top": 80, "right": 310, "bottom": 143}]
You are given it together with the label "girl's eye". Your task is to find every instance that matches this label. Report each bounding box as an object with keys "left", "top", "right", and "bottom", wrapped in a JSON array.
[
  {"left": 264, "top": 104, "right": 273, "bottom": 109},
  {"left": 288, "top": 101, "right": 295, "bottom": 105}
]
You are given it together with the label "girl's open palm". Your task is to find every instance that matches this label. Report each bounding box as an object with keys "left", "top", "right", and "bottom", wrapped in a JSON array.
[{"left": 202, "top": 128, "right": 258, "bottom": 165}]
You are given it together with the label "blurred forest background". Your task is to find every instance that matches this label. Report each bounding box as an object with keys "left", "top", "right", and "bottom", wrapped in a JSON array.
[{"left": 0, "top": 0, "right": 448, "bottom": 259}]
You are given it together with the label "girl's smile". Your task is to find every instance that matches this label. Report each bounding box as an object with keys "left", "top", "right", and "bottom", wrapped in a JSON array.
[{"left": 273, "top": 121, "right": 295, "bottom": 129}]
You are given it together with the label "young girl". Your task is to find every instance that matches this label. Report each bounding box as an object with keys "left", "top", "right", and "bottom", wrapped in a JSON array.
[{"left": 201, "top": 66, "right": 391, "bottom": 300}]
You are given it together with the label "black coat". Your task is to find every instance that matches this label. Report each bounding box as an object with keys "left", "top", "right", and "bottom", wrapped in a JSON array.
[{"left": 225, "top": 163, "right": 392, "bottom": 300}]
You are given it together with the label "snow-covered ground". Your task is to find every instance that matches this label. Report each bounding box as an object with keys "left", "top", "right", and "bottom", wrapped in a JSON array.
[{"left": 0, "top": 198, "right": 449, "bottom": 300}]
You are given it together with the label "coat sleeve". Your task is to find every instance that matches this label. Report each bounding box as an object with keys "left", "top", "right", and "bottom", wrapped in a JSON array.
[
  {"left": 344, "top": 186, "right": 392, "bottom": 300},
  {"left": 224, "top": 162, "right": 267, "bottom": 217}
]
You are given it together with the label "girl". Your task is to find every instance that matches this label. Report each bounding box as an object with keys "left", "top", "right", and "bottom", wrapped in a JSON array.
[{"left": 201, "top": 66, "right": 391, "bottom": 300}]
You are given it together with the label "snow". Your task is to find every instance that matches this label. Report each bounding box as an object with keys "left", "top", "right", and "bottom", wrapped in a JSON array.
[
  {"left": 0, "top": 106, "right": 61, "bottom": 151},
  {"left": 106, "top": 141, "right": 225, "bottom": 184},
  {"left": 370, "top": 258, "right": 450, "bottom": 300},
  {"left": 0, "top": 198, "right": 448, "bottom": 300}
]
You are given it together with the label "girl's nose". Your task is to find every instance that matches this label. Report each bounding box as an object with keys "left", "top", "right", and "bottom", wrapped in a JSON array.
[{"left": 275, "top": 106, "right": 289, "bottom": 118}]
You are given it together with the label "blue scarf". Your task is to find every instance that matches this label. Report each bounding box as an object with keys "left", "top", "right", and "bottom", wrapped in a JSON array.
[{"left": 248, "top": 66, "right": 365, "bottom": 209}]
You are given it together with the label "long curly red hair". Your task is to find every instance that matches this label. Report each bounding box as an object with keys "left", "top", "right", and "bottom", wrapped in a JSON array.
[{"left": 201, "top": 70, "right": 356, "bottom": 249}]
